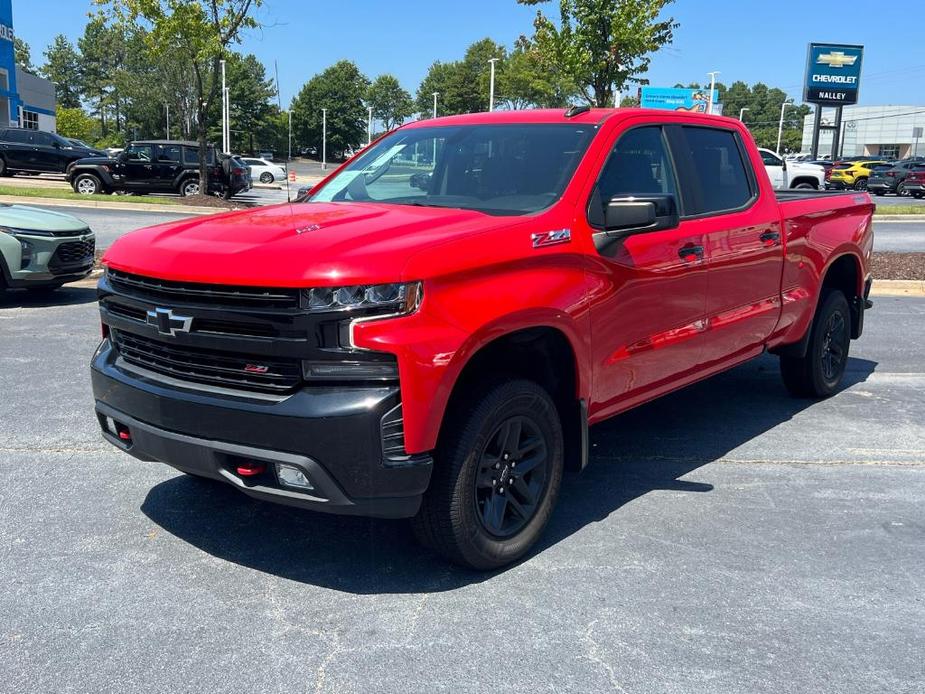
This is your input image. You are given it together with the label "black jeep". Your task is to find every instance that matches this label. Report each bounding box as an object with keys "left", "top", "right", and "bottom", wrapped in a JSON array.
[{"left": 65, "top": 140, "right": 251, "bottom": 199}]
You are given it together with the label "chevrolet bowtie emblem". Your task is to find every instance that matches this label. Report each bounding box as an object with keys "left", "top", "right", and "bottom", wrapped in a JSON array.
[
  {"left": 817, "top": 51, "right": 858, "bottom": 68},
  {"left": 146, "top": 307, "right": 193, "bottom": 336}
]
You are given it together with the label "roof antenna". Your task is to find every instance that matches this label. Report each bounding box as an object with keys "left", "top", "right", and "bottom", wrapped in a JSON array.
[
  {"left": 565, "top": 104, "right": 592, "bottom": 118},
  {"left": 275, "top": 59, "right": 292, "bottom": 204}
]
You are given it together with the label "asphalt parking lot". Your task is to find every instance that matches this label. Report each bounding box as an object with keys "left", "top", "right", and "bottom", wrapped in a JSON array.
[{"left": 0, "top": 286, "right": 922, "bottom": 693}]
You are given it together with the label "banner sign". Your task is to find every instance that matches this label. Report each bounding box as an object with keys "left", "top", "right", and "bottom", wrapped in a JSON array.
[
  {"left": 804, "top": 43, "right": 864, "bottom": 106},
  {"left": 640, "top": 87, "right": 720, "bottom": 114}
]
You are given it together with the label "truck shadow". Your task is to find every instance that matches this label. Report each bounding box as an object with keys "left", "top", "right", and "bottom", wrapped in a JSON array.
[
  {"left": 0, "top": 285, "right": 97, "bottom": 308},
  {"left": 140, "top": 353, "right": 877, "bottom": 594}
]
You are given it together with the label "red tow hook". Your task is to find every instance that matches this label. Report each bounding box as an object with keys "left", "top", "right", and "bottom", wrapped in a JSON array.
[{"left": 236, "top": 462, "right": 266, "bottom": 477}]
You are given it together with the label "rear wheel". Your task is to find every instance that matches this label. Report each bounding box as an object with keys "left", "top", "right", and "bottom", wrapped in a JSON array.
[
  {"left": 897, "top": 182, "right": 907, "bottom": 197},
  {"left": 0, "top": 157, "right": 6, "bottom": 176},
  {"left": 853, "top": 178, "right": 868, "bottom": 191},
  {"left": 73, "top": 173, "right": 102, "bottom": 195},
  {"left": 179, "top": 178, "right": 200, "bottom": 197},
  {"left": 780, "top": 290, "right": 851, "bottom": 398},
  {"left": 793, "top": 181, "right": 816, "bottom": 190},
  {"left": 412, "top": 379, "right": 564, "bottom": 570},
  {"left": 913, "top": 192, "right": 924, "bottom": 199}
]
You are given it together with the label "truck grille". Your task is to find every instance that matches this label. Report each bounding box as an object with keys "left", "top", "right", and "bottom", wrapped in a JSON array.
[
  {"left": 49, "top": 239, "right": 95, "bottom": 274},
  {"left": 111, "top": 329, "right": 301, "bottom": 394},
  {"left": 107, "top": 269, "right": 301, "bottom": 309}
]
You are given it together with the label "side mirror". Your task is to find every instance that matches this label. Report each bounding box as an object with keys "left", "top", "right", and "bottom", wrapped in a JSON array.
[
  {"left": 594, "top": 194, "right": 679, "bottom": 255},
  {"left": 410, "top": 172, "right": 432, "bottom": 191}
]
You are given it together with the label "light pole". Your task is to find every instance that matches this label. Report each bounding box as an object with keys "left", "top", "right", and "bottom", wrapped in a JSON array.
[
  {"left": 777, "top": 99, "right": 795, "bottom": 155},
  {"left": 367, "top": 106, "right": 373, "bottom": 146},
  {"left": 432, "top": 91, "right": 438, "bottom": 119},
  {"left": 165, "top": 104, "right": 170, "bottom": 140},
  {"left": 488, "top": 58, "right": 499, "bottom": 112},
  {"left": 321, "top": 108, "right": 327, "bottom": 171},
  {"left": 287, "top": 109, "right": 292, "bottom": 162},
  {"left": 707, "top": 71, "right": 720, "bottom": 114},
  {"left": 738, "top": 107, "right": 749, "bottom": 122},
  {"left": 224, "top": 86, "right": 231, "bottom": 152},
  {"left": 220, "top": 59, "right": 227, "bottom": 153}
]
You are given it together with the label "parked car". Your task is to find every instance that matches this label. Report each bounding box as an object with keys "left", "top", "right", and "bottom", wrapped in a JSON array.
[
  {"left": 759, "top": 148, "right": 824, "bottom": 189},
  {"left": 65, "top": 140, "right": 250, "bottom": 199},
  {"left": 92, "top": 108, "right": 874, "bottom": 569},
  {"left": 0, "top": 205, "right": 95, "bottom": 292},
  {"left": 903, "top": 167, "right": 925, "bottom": 198},
  {"left": 258, "top": 151, "right": 274, "bottom": 161},
  {"left": 242, "top": 156, "right": 287, "bottom": 184},
  {"left": 867, "top": 161, "right": 925, "bottom": 196},
  {"left": 0, "top": 128, "right": 106, "bottom": 176},
  {"left": 826, "top": 160, "right": 891, "bottom": 190}
]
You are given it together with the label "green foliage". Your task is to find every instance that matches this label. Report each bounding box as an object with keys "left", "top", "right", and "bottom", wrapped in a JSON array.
[
  {"left": 367, "top": 74, "right": 414, "bottom": 131},
  {"left": 41, "top": 36, "right": 83, "bottom": 109},
  {"left": 497, "top": 38, "right": 577, "bottom": 109},
  {"left": 517, "top": 0, "right": 678, "bottom": 107},
  {"left": 291, "top": 60, "right": 370, "bottom": 159},
  {"left": 415, "top": 38, "right": 505, "bottom": 116},
  {"left": 55, "top": 107, "right": 97, "bottom": 141},
  {"left": 13, "top": 37, "right": 33, "bottom": 72}
]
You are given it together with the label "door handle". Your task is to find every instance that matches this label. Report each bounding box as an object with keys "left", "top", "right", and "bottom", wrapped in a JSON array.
[
  {"left": 678, "top": 244, "right": 704, "bottom": 263},
  {"left": 760, "top": 230, "right": 781, "bottom": 246}
]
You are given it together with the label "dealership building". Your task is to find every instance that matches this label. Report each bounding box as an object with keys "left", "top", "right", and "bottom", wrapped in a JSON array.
[
  {"left": 801, "top": 105, "right": 925, "bottom": 159},
  {"left": 0, "top": 0, "right": 56, "bottom": 131}
]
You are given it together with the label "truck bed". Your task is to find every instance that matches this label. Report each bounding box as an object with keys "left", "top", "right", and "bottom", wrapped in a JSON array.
[{"left": 775, "top": 189, "right": 862, "bottom": 203}]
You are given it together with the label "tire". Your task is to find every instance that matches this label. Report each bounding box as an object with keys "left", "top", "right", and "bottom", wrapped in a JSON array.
[
  {"left": 853, "top": 178, "right": 868, "bottom": 191},
  {"left": 259, "top": 172, "right": 274, "bottom": 184},
  {"left": 412, "top": 379, "right": 564, "bottom": 570},
  {"left": 73, "top": 173, "right": 102, "bottom": 195},
  {"left": 897, "top": 182, "right": 906, "bottom": 197},
  {"left": 179, "top": 178, "right": 200, "bottom": 197},
  {"left": 793, "top": 181, "right": 816, "bottom": 190},
  {"left": 780, "top": 290, "right": 852, "bottom": 398},
  {"left": 914, "top": 192, "right": 924, "bottom": 199},
  {"left": 874, "top": 191, "right": 885, "bottom": 197},
  {"left": 0, "top": 157, "right": 6, "bottom": 176}
]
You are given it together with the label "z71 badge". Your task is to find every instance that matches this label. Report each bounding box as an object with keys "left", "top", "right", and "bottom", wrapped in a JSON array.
[{"left": 531, "top": 228, "right": 571, "bottom": 248}]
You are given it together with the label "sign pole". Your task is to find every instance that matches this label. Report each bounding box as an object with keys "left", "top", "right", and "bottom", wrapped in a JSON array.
[
  {"left": 810, "top": 108, "right": 822, "bottom": 160},
  {"left": 831, "top": 106, "right": 843, "bottom": 160}
]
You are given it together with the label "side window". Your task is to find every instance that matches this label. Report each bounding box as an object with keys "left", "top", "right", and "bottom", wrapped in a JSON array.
[
  {"left": 182, "top": 146, "right": 198, "bottom": 165},
  {"left": 683, "top": 127, "right": 753, "bottom": 215},
  {"left": 156, "top": 145, "right": 181, "bottom": 163},
  {"left": 33, "top": 132, "right": 54, "bottom": 147},
  {"left": 5, "top": 129, "right": 32, "bottom": 144},
  {"left": 125, "top": 144, "right": 154, "bottom": 162},
  {"left": 760, "top": 151, "right": 782, "bottom": 167},
  {"left": 596, "top": 126, "right": 677, "bottom": 203}
]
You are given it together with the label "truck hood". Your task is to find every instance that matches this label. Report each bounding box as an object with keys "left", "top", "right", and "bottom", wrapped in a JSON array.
[
  {"left": 72, "top": 156, "right": 117, "bottom": 167},
  {"left": 0, "top": 204, "right": 90, "bottom": 233},
  {"left": 102, "top": 201, "right": 514, "bottom": 286}
]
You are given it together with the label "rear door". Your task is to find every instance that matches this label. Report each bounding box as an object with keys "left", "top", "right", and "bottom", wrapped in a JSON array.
[
  {"left": 2, "top": 128, "right": 36, "bottom": 169},
  {"left": 669, "top": 125, "right": 784, "bottom": 365},
  {"left": 586, "top": 122, "right": 709, "bottom": 412}
]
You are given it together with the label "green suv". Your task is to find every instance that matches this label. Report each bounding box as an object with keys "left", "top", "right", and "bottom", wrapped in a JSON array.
[{"left": 0, "top": 205, "right": 95, "bottom": 292}]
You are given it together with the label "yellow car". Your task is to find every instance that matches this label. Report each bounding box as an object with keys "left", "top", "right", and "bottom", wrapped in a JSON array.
[{"left": 826, "top": 160, "right": 890, "bottom": 191}]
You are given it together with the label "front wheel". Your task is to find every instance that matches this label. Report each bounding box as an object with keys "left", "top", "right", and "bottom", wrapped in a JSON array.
[
  {"left": 259, "top": 172, "right": 274, "bottom": 184},
  {"left": 179, "top": 179, "right": 200, "bottom": 197},
  {"left": 780, "top": 290, "right": 851, "bottom": 398},
  {"left": 412, "top": 379, "right": 564, "bottom": 570},
  {"left": 73, "top": 173, "right": 102, "bottom": 195},
  {"left": 896, "top": 182, "right": 906, "bottom": 197}
]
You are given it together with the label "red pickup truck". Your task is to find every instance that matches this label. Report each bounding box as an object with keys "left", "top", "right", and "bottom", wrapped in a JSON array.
[{"left": 92, "top": 108, "right": 874, "bottom": 569}]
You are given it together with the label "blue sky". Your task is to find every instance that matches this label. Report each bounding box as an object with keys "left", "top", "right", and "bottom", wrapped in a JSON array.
[{"left": 13, "top": 0, "right": 925, "bottom": 108}]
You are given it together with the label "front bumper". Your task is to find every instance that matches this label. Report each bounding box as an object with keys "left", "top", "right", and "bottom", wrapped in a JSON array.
[
  {"left": 0, "top": 231, "right": 95, "bottom": 287},
  {"left": 91, "top": 339, "right": 432, "bottom": 518}
]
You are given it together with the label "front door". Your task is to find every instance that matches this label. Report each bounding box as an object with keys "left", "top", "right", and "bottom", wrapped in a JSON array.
[
  {"left": 760, "top": 149, "right": 786, "bottom": 189},
  {"left": 587, "top": 123, "right": 709, "bottom": 418},
  {"left": 122, "top": 143, "right": 157, "bottom": 189}
]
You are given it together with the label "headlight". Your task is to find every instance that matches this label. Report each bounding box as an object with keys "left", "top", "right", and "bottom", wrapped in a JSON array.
[{"left": 302, "top": 282, "right": 422, "bottom": 314}]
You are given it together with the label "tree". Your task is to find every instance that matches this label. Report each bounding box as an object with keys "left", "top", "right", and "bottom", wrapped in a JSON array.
[
  {"left": 496, "top": 37, "right": 576, "bottom": 109},
  {"left": 13, "top": 37, "right": 33, "bottom": 73},
  {"left": 291, "top": 61, "right": 370, "bottom": 159},
  {"left": 518, "top": 0, "right": 678, "bottom": 107},
  {"left": 95, "top": 0, "right": 262, "bottom": 192},
  {"left": 415, "top": 61, "right": 456, "bottom": 118},
  {"left": 56, "top": 107, "right": 97, "bottom": 141},
  {"left": 77, "top": 17, "right": 122, "bottom": 135},
  {"left": 414, "top": 38, "right": 506, "bottom": 117},
  {"left": 366, "top": 74, "right": 413, "bottom": 131},
  {"left": 41, "top": 36, "right": 83, "bottom": 109}
]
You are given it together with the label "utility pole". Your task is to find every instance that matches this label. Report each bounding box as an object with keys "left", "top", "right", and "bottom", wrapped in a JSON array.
[
  {"left": 488, "top": 58, "right": 499, "bottom": 111},
  {"left": 738, "top": 107, "right": 749, "bottom": 122},
  {"left": 368, "top": 106, "right": 373, "bottom": 146},
  {"left": 321, "top": 108, "right": 327, "bottom": 171},
  {"left": 220, "top": 59, "right": 227, "bottom": 153},
  {"left": 707, "top": 71, "right": 720, "bottom": 114},
  {"left": 287, "top": 110, "right": 292, "bottom": 162},
  {"left": 777, "top": 99, "right": 794, "bottom": 155}
]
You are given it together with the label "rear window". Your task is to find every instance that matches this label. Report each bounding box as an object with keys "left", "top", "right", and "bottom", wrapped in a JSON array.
[{"left": 682, "top": 127, "right": 753, "bottom": 215}]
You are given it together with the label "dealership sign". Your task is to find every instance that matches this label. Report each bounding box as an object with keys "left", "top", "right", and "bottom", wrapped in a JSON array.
[{"left": 804, "top": 43, "right": 864, "bottom": 105}]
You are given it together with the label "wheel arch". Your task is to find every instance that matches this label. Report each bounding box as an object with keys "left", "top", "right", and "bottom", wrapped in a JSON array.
[{"left": 789, "top": 176, "right": 819, "bottom": 189}]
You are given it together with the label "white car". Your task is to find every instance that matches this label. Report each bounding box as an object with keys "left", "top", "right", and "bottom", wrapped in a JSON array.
[
  {"left": 759, "top": 148, "right": 825, "bottom": 190},
  {"left": 242, "top": 157, "right": 287, "bottom": 184}
]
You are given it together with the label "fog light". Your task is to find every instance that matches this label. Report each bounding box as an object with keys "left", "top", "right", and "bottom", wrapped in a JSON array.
[{"left": 276, "top": 463, "right": 314, "bottom": 491}]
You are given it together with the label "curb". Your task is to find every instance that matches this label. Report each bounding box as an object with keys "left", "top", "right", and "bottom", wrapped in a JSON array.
[
  {"left": 0, "top": 194, "right": 220, "bottom": 216},
  {"left": 873, "top": 215, "right": 925, "bottom": 222},
  {"left": 870, "top": 279, "right": 925, "bottom": 297}
]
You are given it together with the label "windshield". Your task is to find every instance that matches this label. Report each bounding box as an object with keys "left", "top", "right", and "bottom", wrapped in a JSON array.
[
  {"left": 69, "top": 138, "right": 91, "bottom": 148},
  {"left": 307, "top": 123, "right": 595, "bottom": 216}
]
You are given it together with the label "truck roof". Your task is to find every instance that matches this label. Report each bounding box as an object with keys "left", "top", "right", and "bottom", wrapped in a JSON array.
[{"left": 402, "top": 107, "right": 746, "bottom": 129}]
